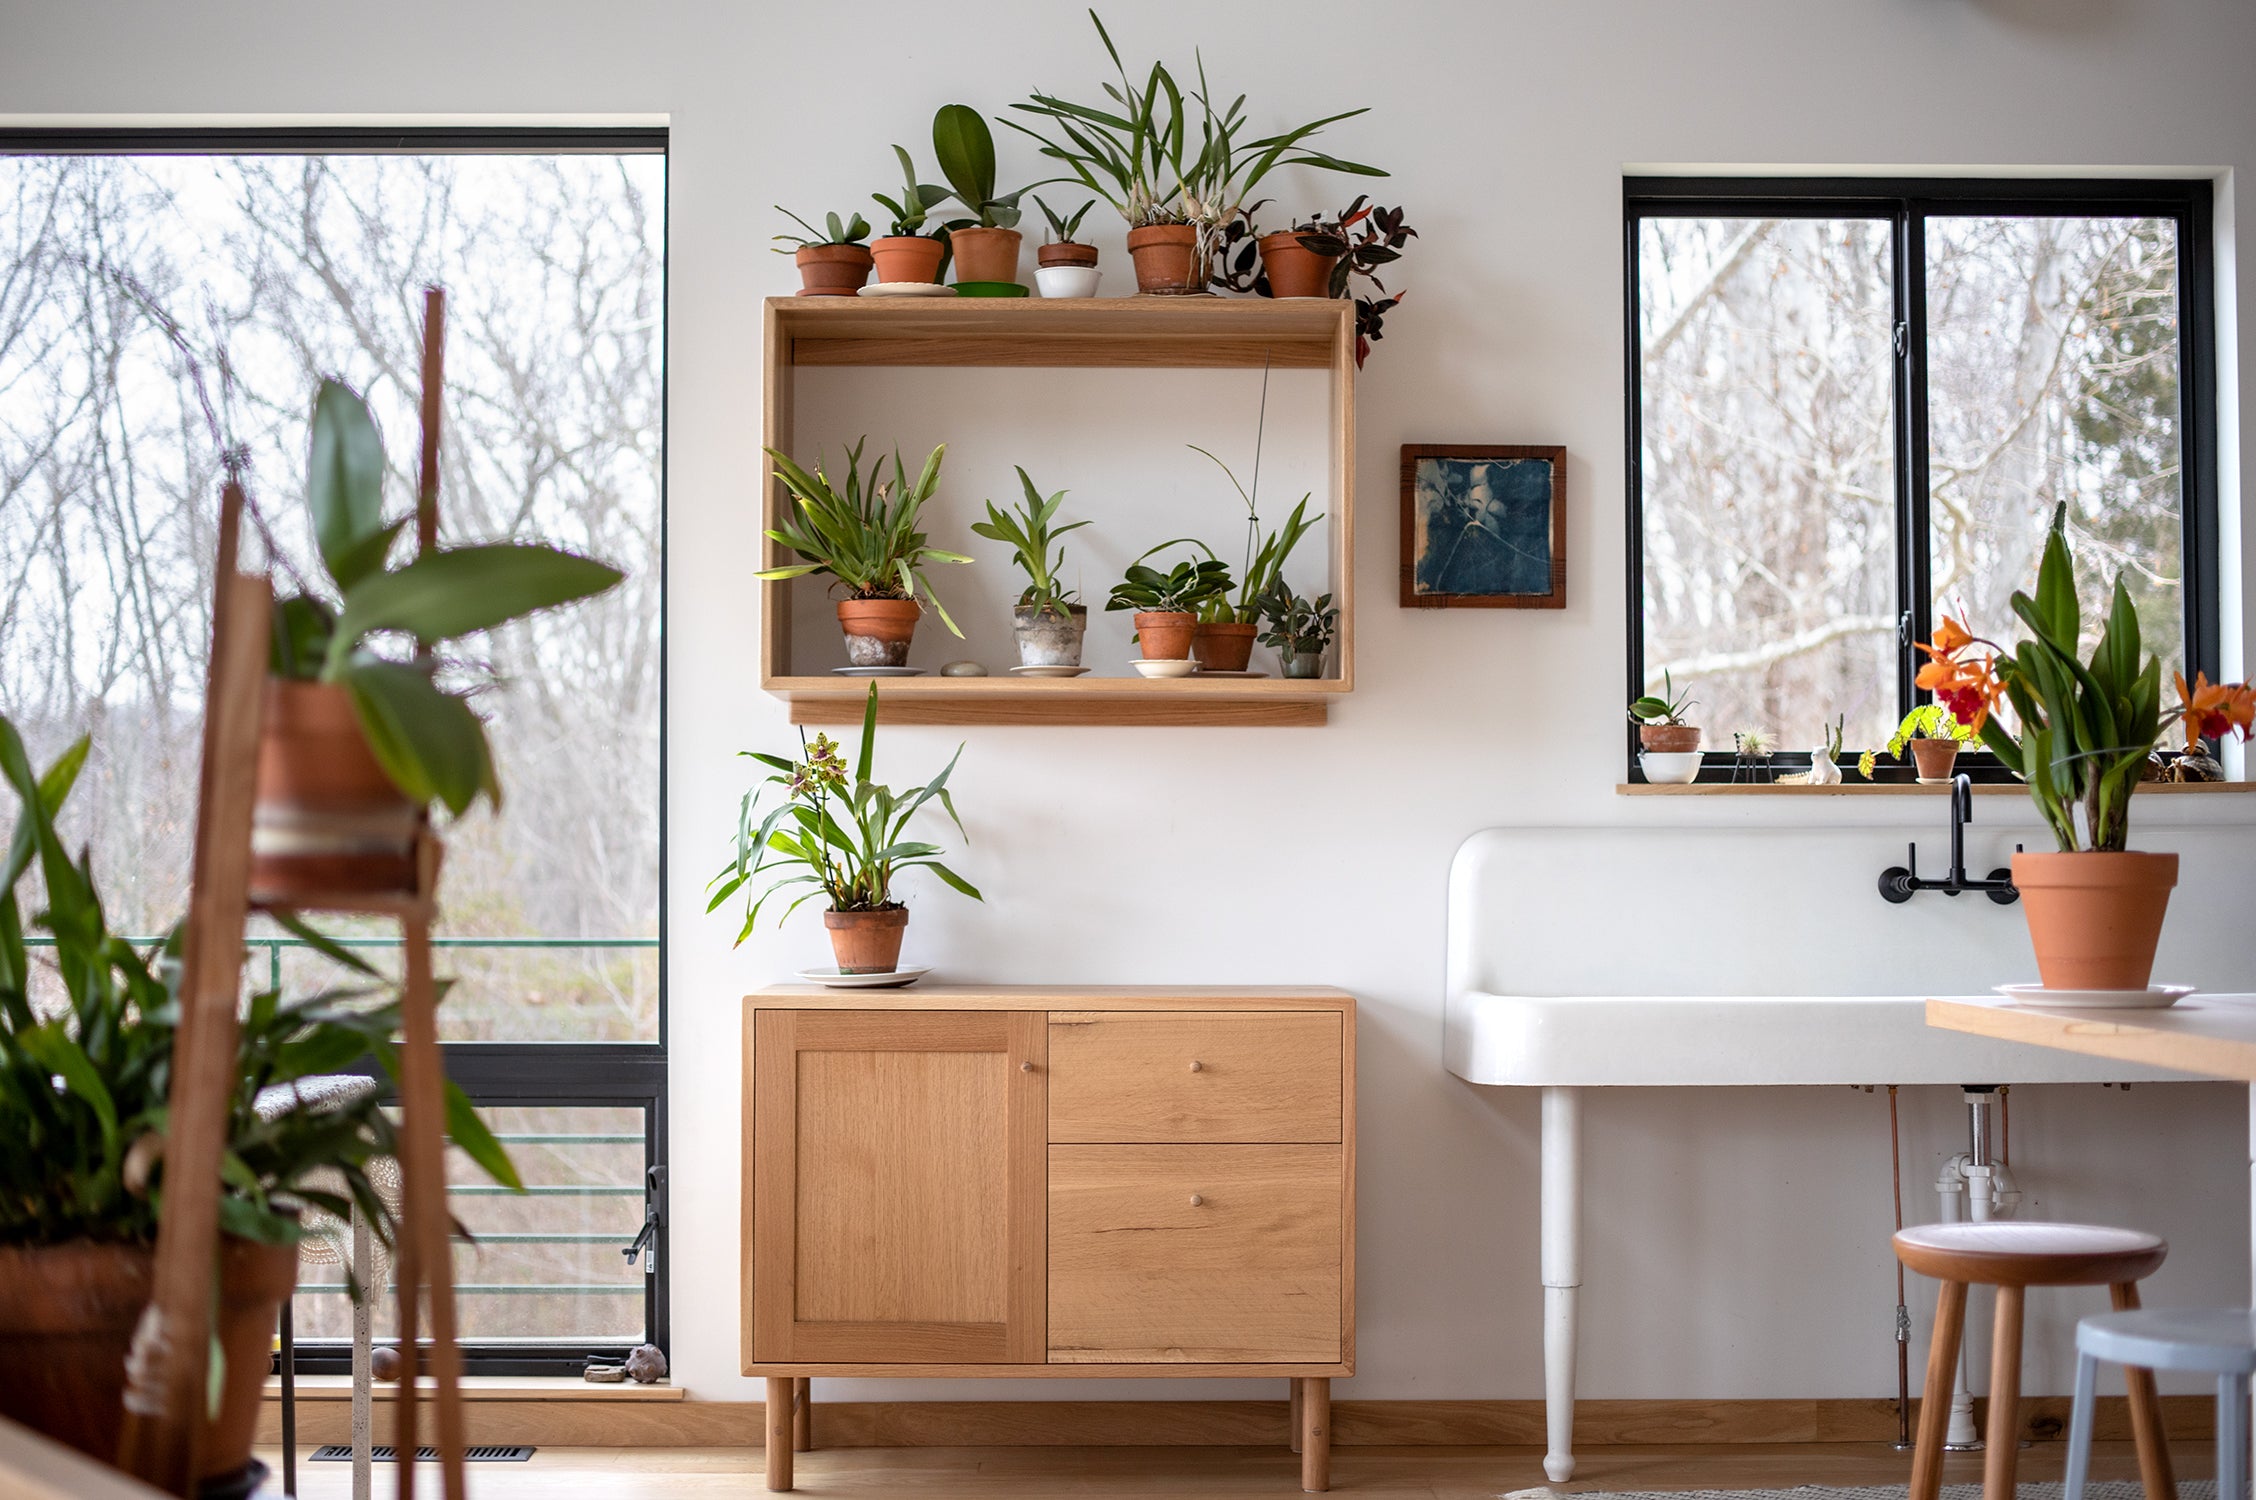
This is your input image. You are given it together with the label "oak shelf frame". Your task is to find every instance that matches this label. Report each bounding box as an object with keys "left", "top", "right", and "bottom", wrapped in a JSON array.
[{"left": 760, "top": 297, "right": 1357, "bottom": 727}]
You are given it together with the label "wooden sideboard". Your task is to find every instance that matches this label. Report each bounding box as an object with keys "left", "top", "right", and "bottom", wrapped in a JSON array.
[{"left": 741, "top": 985, "right": 1356, "bottom": 1491}]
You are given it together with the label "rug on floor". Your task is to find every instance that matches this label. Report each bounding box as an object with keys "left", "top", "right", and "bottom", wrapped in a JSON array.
[{"left": 1505, "top": 1484, "right": 2217, "bottom": 1500}]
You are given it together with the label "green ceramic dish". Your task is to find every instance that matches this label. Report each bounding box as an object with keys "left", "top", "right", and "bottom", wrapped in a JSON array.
[{"left": 951, "top": 281, "right": 1030, "bottom": 298}]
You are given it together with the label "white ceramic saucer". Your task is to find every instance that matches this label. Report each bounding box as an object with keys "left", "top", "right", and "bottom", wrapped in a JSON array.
[
  {"left": 832, "top": 666, "right": 924, "bottom": 677},
  {"left": 1009, "top": 665, "right": 1089, "bottom": 678},
  {"left": 857, "top": 282, "right": 955, "bottom": 298},
  {"left": 1995, "top": 983, "right": 2195, "bottom": 1010},
  {"left": 1131, "top": 658, "right": 1196, "bottom": 679},
  {"left": 798, "top": 965, "right": 931, "bottom": 989}
]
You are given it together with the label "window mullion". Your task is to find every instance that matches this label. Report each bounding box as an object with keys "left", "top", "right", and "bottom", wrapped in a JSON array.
[{"left": 1896, "top": 203, "right": 1935, "bottom": 718}]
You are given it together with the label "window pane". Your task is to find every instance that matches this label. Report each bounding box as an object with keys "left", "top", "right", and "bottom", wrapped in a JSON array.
[
  {"left": 0, "top": 153, "right": 663, "bottom": 1040},
  {"left": 291, "top": 1105, "right": 649, "bottom": 1347},
  {"left": 1639, "top": 218, "right": 1900, "bottom": 754},
  {"left": 1926, "top": 216, "right": 2184, "bottom": 678}
]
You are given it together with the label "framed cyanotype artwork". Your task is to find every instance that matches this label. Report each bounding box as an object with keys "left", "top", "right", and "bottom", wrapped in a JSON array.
[{"left": 1399, "top": 445, "right": 1567, "bottom": 608}]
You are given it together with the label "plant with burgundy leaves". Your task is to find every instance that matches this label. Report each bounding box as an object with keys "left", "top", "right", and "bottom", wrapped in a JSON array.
[{"left": 1217, "top": 196, "right": 1414, "bottom": 365}]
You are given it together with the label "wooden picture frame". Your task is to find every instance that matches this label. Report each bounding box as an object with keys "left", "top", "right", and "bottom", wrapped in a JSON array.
[{"left": 1399, "top": 444, "right": 1566, "bottom": 609}]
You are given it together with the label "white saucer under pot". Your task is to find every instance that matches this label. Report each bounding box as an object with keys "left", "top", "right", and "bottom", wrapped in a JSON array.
[
  {"left": 1131, "top": 658, "right": 1196, "bottom": 679},
  {"left": 1996, "top": 982, "right": 2194, "bottom": 1010}
]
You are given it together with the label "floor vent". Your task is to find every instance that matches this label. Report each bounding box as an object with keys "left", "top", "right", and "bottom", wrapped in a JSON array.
[{"left": 309, "top": 1445, "right": 534, "bottom": 1463}]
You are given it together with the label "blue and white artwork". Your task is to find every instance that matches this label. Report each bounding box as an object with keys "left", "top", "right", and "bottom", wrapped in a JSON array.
[{"left": 1406, "top": 450, "right": 1563, "bottom": 605}]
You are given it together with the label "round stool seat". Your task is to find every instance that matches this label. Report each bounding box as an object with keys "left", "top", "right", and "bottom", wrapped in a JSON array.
[
  {"left": 2077, "top": 1308, "right": 2256, "bottom": 1376},
  {"left": 1893, "top": 1221, "right": 2167, "bottom": 1286}
]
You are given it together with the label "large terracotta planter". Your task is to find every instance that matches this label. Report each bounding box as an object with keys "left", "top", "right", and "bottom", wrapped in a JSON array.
[
  {"left": 252, "top": 679, "right": 419, "bottom": 901},
  {"left": 1132, "top": 610, "right": 1197, "bottom": 661},
  {"left": 1258, "top": 231, "right": 1340, "bottom": 299},
  {"left": 1192, "top": 621, "right": 1257, "bottom": 672},
  {"left": 824, "top": 907, "right": 908, "bottom": 974},
  {"left": 1910, "top": 737, "right": 1962, "bottom": 782},
  {"left": 1126, "top": 224, "right": 1202, "bottom": 294},
  {"left": 793, "top": 244, "right": 873, "bottom": 297},
  {"left": 836, "top": 597, "right": 922, "bottom": 668},
  {"left": 871, "top": 235, "right": 945, "bottom": 285},
  {"left": 948, "top": 226, "right": 1023, "bottom": 285},
  {"left": 0, "top": 1237, "right": 299, "bottom": 1481},
  {"left": 2012, "top": 851, "right": 2179, "bottom": 991},
  {"left": 1638, "top": 723, "right": 1702, "bottom": 754}
]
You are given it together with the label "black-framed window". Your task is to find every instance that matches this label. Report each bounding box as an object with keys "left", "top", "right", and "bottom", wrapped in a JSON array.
[
  {"left": 0, "top": 127, "right": 668, "bottom": 1373},
  {"left": 1624, "top": 176, "right": 2217, "bottom": 778}
]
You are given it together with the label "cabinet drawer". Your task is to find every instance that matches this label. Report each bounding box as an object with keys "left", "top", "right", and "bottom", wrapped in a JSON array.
[
  {"left": 1047, "top": 1012, "right": 1341, "bottom": 1143},
  {"left": 1047, "top": 1144, "right": 1343, "bottom": 1363}
]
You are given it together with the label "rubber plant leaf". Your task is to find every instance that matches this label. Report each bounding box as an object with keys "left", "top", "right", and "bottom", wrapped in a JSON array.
[
  {"left": 309, "top": 380, "right": 389, "bottom": 591},
  {"left": 933, "top": 104, "right": 998, "bottom": 208},
  {"left": 340, "top": 659, "right": 489, "bottom": 817},
  {"left": 324, "top": 543, "right": 624, "bottom": 676},
  {"left": 443, "top": 1079, "right": 523, "bottom": 1192}
]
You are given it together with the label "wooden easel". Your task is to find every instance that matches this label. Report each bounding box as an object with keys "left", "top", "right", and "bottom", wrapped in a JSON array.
[{"left": 115, "top": 289, "right": 471, "bottom": 1500}]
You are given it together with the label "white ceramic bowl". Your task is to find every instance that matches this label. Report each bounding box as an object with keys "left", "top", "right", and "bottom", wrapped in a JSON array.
[
  {"left": 1035, "top": 265, "right": 1102, "bottom": 298},
  {"left": 1639, "top": 750, "right": 1703, "bottom": 785},
  {"left": 1131, "top": 657, "right": 1196, "bottom": 679}
]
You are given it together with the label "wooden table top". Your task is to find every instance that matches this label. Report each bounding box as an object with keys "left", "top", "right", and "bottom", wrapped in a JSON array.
[{"left": 1927, "top": 992, "right": 2256, "bottom": 1082}]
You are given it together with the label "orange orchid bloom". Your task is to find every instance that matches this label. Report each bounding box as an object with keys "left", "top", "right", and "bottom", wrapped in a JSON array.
[
  {"left": 2176, "top": 671, "right": 2256, "bottom": 749},
  {"left": 1915, "top": 618, "right": 2004, "bottom": 734},
  {"left": 1929, "top": 614, "right": 1975, "bottom": 656}
]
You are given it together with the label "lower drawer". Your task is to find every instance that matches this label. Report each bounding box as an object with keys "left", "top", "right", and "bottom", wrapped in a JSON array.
[{"left": 1046, "top": 1143, "right": 1343, "bottom": 1364}]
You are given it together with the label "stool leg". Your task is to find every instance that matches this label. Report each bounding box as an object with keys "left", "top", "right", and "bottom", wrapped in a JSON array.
[
  {"left": 764, "top": 1377, "right": 793, "bottom": 1491},
  {"left": 2064, "top": 1351, "right": 2100, "bottom": 1500},
  {"left": 1912, "top": 1280, "right": 1969, "bottom": 1500},
  {"left": 1983, "top": 1284, "right": 2025, "bottom": 1500},
  {"left": 2219, "top": 1372, "right": 2249, "bottom": 1500},
  {"left": 2112, "top": 1282, "right": 2177, "bottom": 1500}
]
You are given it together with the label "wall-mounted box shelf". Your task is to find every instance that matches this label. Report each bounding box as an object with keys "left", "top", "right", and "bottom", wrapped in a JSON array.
[{"left": 760, "top": 297, "right": 1355, "bottom": 727}]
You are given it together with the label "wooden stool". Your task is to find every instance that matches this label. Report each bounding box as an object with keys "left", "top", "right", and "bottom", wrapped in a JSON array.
[{"left": 1893, "top": 1221, "right": 2172, "bottom": 1500}]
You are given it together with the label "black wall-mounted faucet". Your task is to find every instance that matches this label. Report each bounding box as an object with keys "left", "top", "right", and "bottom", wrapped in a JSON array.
[{"left": 1879, "top": 772, "right": 2020, "bottom": 905}]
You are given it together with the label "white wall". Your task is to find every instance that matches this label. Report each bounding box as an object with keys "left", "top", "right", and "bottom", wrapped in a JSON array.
[{"left": 6, "top": 0, "right": 2254, "bottom": 1409}]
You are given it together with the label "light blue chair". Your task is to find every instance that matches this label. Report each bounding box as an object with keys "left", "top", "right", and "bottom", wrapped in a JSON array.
[{"left": 2067, "top": 1308, "right": 2256, "bottom": 1500}]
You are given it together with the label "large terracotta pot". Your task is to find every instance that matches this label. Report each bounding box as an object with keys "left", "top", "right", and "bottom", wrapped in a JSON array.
[
  {"left": 793, "top": 244, "right": 873, "bottom": 297},
  {"left": 870, "top": 236, "right": 945, "bottom": 285},
  {"left": 1910, "top": 737, "right": 1962, "bottom": 782},
  {"left": 1638, "top": 723, "right": 1702, "bottom": 754},
  {"left": 824, "top": 907, "right": 908, "bottom": 974},
  {"left": 1192, "top": 621, "right": 1257, "bottom": 672},
  {"left": 253, "top": 680, "right": 419, "bottom": 901},
  {"left": 0, "top": 1237, "right": 299, "bottom": 1481},
  {"left": 948, "top": 226, "right": 1023, "bottom": 285},
  {"left": 835, "top": 597, "right": 922, "bottom": 668},
  {"left": 2012, "top": 850, "right": 2180, "bottom": 991},
  {"left": 1258, "top": 231, "right": 1340, "bottom": 299},
  {"left": 1126, "top": 224, "right": 1202, "bottom": 294},
  {"left": 1132, "top": 610, "right": 1197, "bottom": 661}
]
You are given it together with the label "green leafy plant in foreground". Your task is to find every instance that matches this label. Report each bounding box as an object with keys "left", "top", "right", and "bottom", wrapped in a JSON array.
[
  {"left": 971, "top": 469, "right": 1090, "bottom": 619},
  {"left": 755, "top": 439, "right": 970, "bottom": 636},
  {"left": 708, "top": 687, "right": 981, "bottom": 945}
]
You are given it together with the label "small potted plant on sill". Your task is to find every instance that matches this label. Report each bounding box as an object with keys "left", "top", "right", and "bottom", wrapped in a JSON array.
[
  {"left": 1628, "top": 672, "right": 1702, "bottom": 783},
  {"left": 971, "top": 467, "right": 1092, "bottom": 669},
  {"left": 757, "top": 439, "right": 969, "bottom": 669},
  {"left": 1914, "top": 504, "right": 2255, "bottom": 991},
  {"left": 260, "top": 382, "right": 624, "bottom": 900},
  {"left": 1857, "top": 704, "right": 1972, "bottom": 784},
  {"left": 1255, "top": 580, "right": 1337, "bottom": 679},
  {"left": 933, "top": 104, "right": 1031, "bottom": 292},
  {"left": 1032, "top": 194, "right": 1102, "bottom": 298},
  {"left": 711, "top": 685, "right": 980, "bottom": 974},
  {"left": 1106, "top": 546, "right": 1233, "bottom": 668},
  {"left": 869, "top": 146, "right": 953, "bottom": 286},
  {"left": 773, "top": 207, "right": 875, "bottom": 296}
]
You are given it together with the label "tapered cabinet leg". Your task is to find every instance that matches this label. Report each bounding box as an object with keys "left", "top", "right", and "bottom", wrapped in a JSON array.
[
  {"left": 793, "top": 1377, "right": 812, "bottom": 1451},
  {"left": 765, "top": 1377, "right": 794, "bottom": 1491},
  {"left": 1290, "top": 1378, "right": 1303, "bottom": 1454},
  {"left": 1911, "top": 1280, "right": 1968, "bottom": 1500},
  {"left": 1299, "top": 1377, "right": 1331, "bottom": 1493},
  {"left": 2111, "top": 1282, "right": 2176, "bottom": 1500}
]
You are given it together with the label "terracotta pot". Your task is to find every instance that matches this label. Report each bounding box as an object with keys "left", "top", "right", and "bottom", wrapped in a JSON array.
[
  {"left": 1258, "top": 231, "right": 1340, "bottom": 299},
  {"left": 1638, "top": 723, "right": 1702, "bottom": 754},
  {"left": 1126, "top": 224, "right": 1202, "bottom": 294},
  {"left": 836, "top": 597, "right": 922, "bottom": 668},
  {"left": 1910, "top": 737, "right": 1962, "bottom": 782},
  {"left": 948, "top": 226, "right": 1023, "bottom": 285},
  {"left": 1037, "top": 242, "right": 1099, "bottom": 269},
  {"left": 870, "top": 235, "right": 945, "bottom": 285},
  {"left": 824, "top": 907, "right": 908, "bottom": 974},
  {"left": 1132, "top": 610, "right": 1197, "bottom": 660},
  {"left": 793, "top": 243, "right": 873, "bottom": 297},
  {"left": 0, "top": 1237, "right": 299, "bottom": 1479},
  {"left": 252, "top": 679, "right": 419, "bottom": 901},
  {"left": 2012, "top": 850, "right": 2179, "bottom": 991},
  {"left": 1192, "top": 621, "right": 1257, "bottom": 672}
]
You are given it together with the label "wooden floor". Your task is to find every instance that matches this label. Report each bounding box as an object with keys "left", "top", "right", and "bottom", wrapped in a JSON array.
[{"left": 256, "top": 1438, "right": 2209, "bottom": 1497}]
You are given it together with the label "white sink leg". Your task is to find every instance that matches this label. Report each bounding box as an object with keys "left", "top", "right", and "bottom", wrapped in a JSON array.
[{"left": 1542, "top": 1085, "right": 1583, "bottom": 1484}]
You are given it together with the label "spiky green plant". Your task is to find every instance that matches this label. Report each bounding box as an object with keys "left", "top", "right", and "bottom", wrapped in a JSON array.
[
  {"left": 970, "top": 469, "right": 1090, "bottom": 619},
  {"left": 755, "top": 440, "right": 970, "bottom": 636}
]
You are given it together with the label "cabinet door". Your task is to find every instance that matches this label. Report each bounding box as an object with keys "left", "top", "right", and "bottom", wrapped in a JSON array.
[{"left": 750, "top": 1009, "right": 1045, "bottom": 1364}]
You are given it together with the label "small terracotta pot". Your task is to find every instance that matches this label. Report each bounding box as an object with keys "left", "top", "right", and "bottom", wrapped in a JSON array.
[
  {"left": 0, "top": 1237, "right": 299, "bottom": 1479},
  {"left": 1258, "top": 231, "right": 1340, "bottom": 299},
  {"left": 1910, "top": 737, "right": 1962, "bottom": 782},
  {"left": 253, "top": 679, "right": 419, "bottom": 901},
  {"left": 1639, "top": 723, "right": 1702, "bottom": 754},
  {"left": 836, "top": 597, "right": 922, "bottom": 668},
  {"left": 1132, "top": 610, "right": 1197, "bottom": 660},
  {"left": 1192, "top": 621, "right": 1257, "bottom": 672},
  {"left": 2012, "top": 850, "right": 2179, "bottom": 991},
  {"left": 871, "top": 235, "right": 945, "bottom": 285},
  {"left": 794, "top": 243, "right": 873, "bottom": 297},
  {"left": 824, "top": 907, "right": 909, "bottom": 974},
  {"left": 1126, "top": 224, "right": 1202, "bottom": 294},
  {"left": 948, "top": 226, "right": 1023, "bottom": 285},
  {"left": 1038, "top": 242, "right": 1100, "bottom": 269}
]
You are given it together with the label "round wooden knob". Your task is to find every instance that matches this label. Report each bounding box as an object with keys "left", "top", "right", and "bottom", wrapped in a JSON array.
[
  {"left": 1021, "top": 1061, "right": 1035, "bottom": 1072},
  {"left": 1188, "top": 1060, "right": 1203, "bottom": 1072},
  {"left": 1189, "top": 1194, "right": 1204, "bottom": 1207}
]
